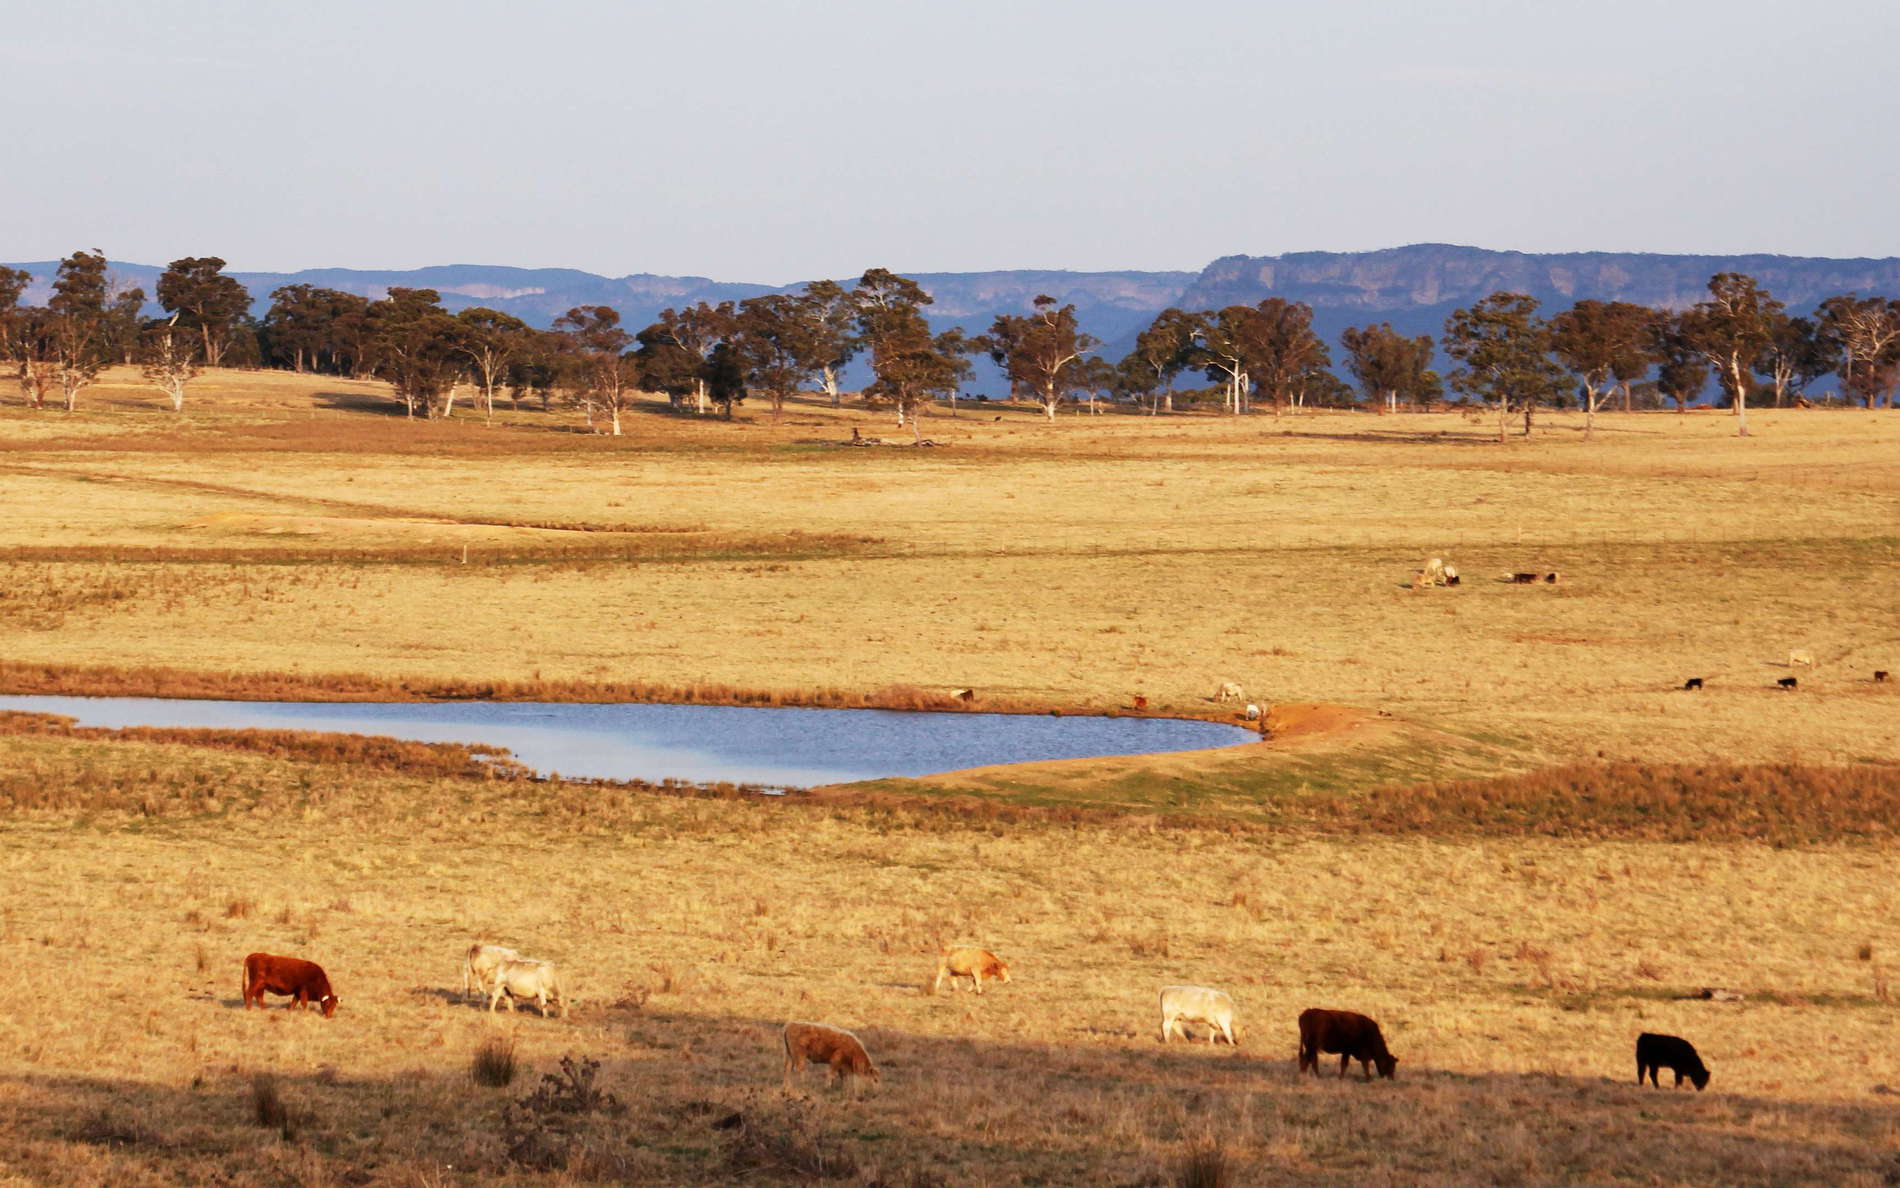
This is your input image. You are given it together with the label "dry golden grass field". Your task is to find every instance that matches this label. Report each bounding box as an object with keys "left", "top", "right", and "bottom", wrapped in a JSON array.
[{"left": 2, "top": 369, "right": 1898, "bottom": 1184}]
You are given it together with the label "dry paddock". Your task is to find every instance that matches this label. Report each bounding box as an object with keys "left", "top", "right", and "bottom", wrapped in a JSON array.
[{"left": 0, "top": 770, "right": 1897, "bottom": 1185}]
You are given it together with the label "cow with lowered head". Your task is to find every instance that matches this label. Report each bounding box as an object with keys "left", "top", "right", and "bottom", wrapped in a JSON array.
[
  {"left": 242, "top": 953, "right": 338, "bottom": 1017},
  {"left": 1298, "top": 1008, "right": 1396, "bottom": 1080}
]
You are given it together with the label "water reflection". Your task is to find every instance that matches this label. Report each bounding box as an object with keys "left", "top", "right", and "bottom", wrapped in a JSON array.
[{"left": 0, "top": 696, "right": 1257, "bottom": 787}]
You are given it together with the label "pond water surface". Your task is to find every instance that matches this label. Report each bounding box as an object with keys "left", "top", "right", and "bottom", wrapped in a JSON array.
[{"left": 0, "top": 695, "right": 1257, "bottom": 788}]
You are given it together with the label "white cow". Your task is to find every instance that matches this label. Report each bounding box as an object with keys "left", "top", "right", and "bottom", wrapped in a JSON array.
[
  {"left": 1216, "top": 682, "right": 1245, "bottom": 702},
  {"left": 488, "top": 958, "right": 567, "bottom": 1018},
  {"left": 1788, "top": 649, "right": 1816, "bottom": 668},
  {"left": 1243, "top": 703, "right": 1261, "bottom": 722},
  {"left": 463, "top": 943, "right": 519, "bottom": 1000},
  {"left": 1159, "top": 984, "right": 1238, "bottom": 1045}
]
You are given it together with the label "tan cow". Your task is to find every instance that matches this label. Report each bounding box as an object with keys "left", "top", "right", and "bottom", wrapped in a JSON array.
[
  {"left": 487, "top": 958, "right": 567, "bottom": 1018},
  {"left": 782, "top": 1021, "right": 878, "bottom": 1094},
  {"left": 1216, "top": 681, "right": 1245, "bottom": 702},
  {"left": 463, "top": 943, "right": 519, "bottom": 1000},
  {"left": 1159, "top": 985, "right": 1238, "bottom": 1045},
  {"left": 933, "top": 947, "right": 1011, "bottom": 995}
]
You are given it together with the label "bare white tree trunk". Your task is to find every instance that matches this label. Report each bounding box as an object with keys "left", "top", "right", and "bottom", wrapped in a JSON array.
[{"left": 821, "top": 367, "right": 842, "bottom": 407}]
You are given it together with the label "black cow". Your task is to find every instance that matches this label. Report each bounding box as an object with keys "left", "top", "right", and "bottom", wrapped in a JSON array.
[
  {"left": 1636, "top": 1033, "right": 1709, "bottom": 1090},
  {"left": 1777, "top": 676, "right": 1799, "bottom": 690},
  {"left": 1683, "top": 678, "right": 1704, "bottom": 691}
]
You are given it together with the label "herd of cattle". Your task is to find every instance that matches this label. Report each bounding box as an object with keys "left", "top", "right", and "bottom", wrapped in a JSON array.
[{"left": 239, "top": 945, "right": 1715, "bottom": 1097}]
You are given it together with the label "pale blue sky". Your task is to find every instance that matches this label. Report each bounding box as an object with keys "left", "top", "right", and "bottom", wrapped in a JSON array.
[{"left": 7, "top": 0, "right": 1897, "bottom": 281}]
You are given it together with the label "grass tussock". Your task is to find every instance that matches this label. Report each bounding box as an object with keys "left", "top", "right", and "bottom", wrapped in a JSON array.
[
  {"left": 249, "top": 1074, "right": 289, "bottom": 1134},
  {"left": 1175, "top": 1139, "right": 1233, "bottom": 1188},
  {"left": 471, "top": 1035, "right": 519, "bottom": 1088}
]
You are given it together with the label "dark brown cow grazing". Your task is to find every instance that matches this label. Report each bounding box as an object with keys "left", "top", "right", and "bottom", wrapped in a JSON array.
[
  {"left": 1777, "top": 676, "right": 1799, "bottom": 690},
  {"left": 242, "top": 953, "right": 337, "bottom": 1017},
  {"left": 1876, "top": 671, "right": 1890, "bottom": 684},
  {"left": 1298, "top": 1009, "right": 1397, "bottom": 1080},
  {"left": 1683, "top": 678, "right": 1704, "bottom": 691},
  {"left": 1510, "top": 572, "right": 1538, "bottom": 584},
  {"left": 1636, "top": 1032, "right": 1709, "bottom": 1090}
]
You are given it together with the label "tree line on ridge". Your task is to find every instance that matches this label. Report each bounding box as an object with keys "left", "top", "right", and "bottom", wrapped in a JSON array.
[{"left": 3, "top": 251, "right": 1897, "bottom": 438}]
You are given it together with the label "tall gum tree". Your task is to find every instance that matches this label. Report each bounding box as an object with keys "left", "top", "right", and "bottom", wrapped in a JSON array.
[
  {"left": 998, "top": 295, "right": 1096, "bottom": 421},
  {"left": 1124, "top": 308, "right": 1198, "bottom": 413},
  {"left": 453, "top": 307, "right": 530, "bottom": 423},
  {"left": 1245, "top": 298, "right": 1330, "bottom": 415},
  {"left": 796, "top": 280, "right": 860, "bottom": 407},
  {"left": 1341, "top": 322, "right": 1438, "bottom": 413},
  {"left": 1817, "top": 295, "right": 1900, "bottom": 408},
  {"left": 156, "top": 257, "right": 250, "bottom": 366},
  {"left": 733, "top": 293, "right": 822, "bottom": 421},
  {"left": 553, "top": 305, "right": 637, "bottom": 435},
  {"left": 1550, "top": 300, "right": 1655, "bottom": 440},
  {"left": 1442, "top": 292, "right": 1569, "bottom": 441},
  {"left": 853, "top": 269, "right": 969, "bottom": 427},
  {"left": 1680, "top": 273, "right": 1781, "bottom": 436},
  {"left": 48, "top": 250, "right": 112, "bottom": 412}
]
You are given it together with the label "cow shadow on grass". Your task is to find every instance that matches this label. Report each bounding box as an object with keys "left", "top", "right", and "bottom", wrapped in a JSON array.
[{"left": 11, "top": 1010, "right": 1899, "bottom": 1185}]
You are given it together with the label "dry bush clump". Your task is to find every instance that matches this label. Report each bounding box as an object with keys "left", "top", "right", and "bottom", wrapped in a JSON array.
[
  {"left": 249, "top": 1074, "right": 290, "bottom": 1135},
  {"left": 719, "top": 1094, "right": 859, "bottom": 1181},
  {"left": 1174, "top": 1138, "right": 1232, "bottom": 1188},
  {"left": 471, "top": 1035, "right": 518, "bottom": 1088}
]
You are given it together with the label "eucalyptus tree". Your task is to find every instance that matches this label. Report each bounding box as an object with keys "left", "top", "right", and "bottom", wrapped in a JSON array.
[
  {"left": 1680, "top": 273, "right": 1782, "bottom": 435},
  {"left": 453, "top": 307, "right": 531, "bottom": 422},
  {"left": 852, "top": 268, "right": 970, "bottom": 427},
  {"left": 990, "top": 295, "right": 1096, "bottom": 421},
  {"left": 1340, "top": 322, "right": 1438, "bottom": 413},
  {"left": 1549, "top": 300, "right": 1654, "bottom": 439},
  {"left": 796, "top": 280, "right": 860, "bottom": 406},
  {"left": 0, "top": 267, "right": 31, "bottom": 404},
  {"left": 48, "top": 250, "right": 113, "bottom": 411},
  {"left": 1193, "top": 306, "right": 1255, "bottom": 414},
  {"left": 1755, "top": 316, "right": 1834, "bottom": 408},
  {"left": 645, "top": 301, "right": 736, "bottom": 414},
  {"left": 140, "top": 313, "right": 200, "bottom": 412},
  {"left": 1646, "top": 311, "right": 1710, "bottom": 413},
  {"left": 1816, "top": 294, "right": 1900, "bottom": 408},
  {"left": 368, "top": 288, "right": 466, "bottom": 419},
  {"left": 156, "top": 257, "right": 251, "bottom": 365},
  {"left": 733, "top": 292, "right": 821, "bottom": 420},
  {"left": 1124, "top": 307, "right": 1199, "bottom": 413},
  {"left": 1441, "top": 292, "right": 1569, "bottom": 440},
  {"left": 1244, "top": 298, "right": 1330, "bottom": 415},
  {"left": 552, "top": 304, "right": 638, "bottom": 434}
]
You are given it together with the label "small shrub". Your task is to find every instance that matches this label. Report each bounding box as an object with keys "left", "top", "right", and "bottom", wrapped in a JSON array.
[
  {"left": 1464, "top": 947, "right": 1489, "bottom": 974},
  {"left": 720, "top": 1095, "right": 858, "bottom": 1180},
  {"left": 250, "top": 1074, "right": 289, "bottom": 1135},
  {"left": 224, "top": 898, "right": 253, "bottom": 920},
  {"left": 472, "top": 1035, "right": 518, "bottom": 1088},
  {"left": 1176, "top": 1139, "right": 1232, "bottom": 1188},
  {"left": 1857, "top": 941, "right": 1875, "bottom": 961}
]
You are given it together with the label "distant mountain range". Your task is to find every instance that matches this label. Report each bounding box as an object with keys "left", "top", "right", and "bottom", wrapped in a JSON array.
[{"left": 10, "top": 245, "right": 1900, "bottom": 379}]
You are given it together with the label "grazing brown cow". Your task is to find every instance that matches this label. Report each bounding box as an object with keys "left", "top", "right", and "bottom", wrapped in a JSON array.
[
  {"left": 782, "top": 1022, "right": 878, "bottom": 1094},
  {"left": 1298, "top": 1009, "right": 1396, "bottom": 1080},
  {"left": 1509, "top": 572, "right": 1538, "bottom": 584},
  {"left": 933, "top": 947, "right": 1011, "bottom": 995},
  {"left": 1876, "top": 671, "right": 1889, "bottom": 684},
  {"left": 242, "top": 953, "right": 338, "bottom": 1017}
]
